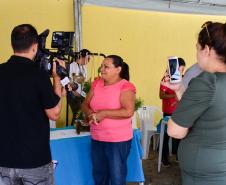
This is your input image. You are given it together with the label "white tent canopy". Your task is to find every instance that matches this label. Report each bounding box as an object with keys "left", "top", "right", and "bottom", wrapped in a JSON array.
[
  {"left": 82, "top": 0, "right": 226, "bottom": 15},
  {"left": 74, "top": 0, "right": 226, "bottom": 49}
]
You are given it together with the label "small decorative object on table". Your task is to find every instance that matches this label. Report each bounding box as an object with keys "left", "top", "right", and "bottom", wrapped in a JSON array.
[{"left": 74, "top": 111, "right": 90, "bottom": 135}]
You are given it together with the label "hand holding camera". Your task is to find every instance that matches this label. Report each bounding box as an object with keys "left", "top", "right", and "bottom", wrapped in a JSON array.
[
  {"left": 52, "top": 58, "right": 65, "bottom": 77},
  {"left": 51, "top": 58, "right": 70, "bottom": 87},
  {"left": 51, "top": 58, "right": 69, "bottom": 97}
]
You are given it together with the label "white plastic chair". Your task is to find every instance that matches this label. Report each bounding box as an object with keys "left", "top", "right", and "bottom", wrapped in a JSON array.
[
  {"left": 131, "top": 112, "right": 138, "bottom": 129},
  {"left": 137, "top": 106, "right": 163, "bottom": 159},
  {"left": 157, "top": 116, "right": 171, "bottom": 173}
]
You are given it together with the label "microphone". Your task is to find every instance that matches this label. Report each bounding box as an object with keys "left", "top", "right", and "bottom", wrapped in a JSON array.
[
  {"left": 73, "top": 52, "right": 106, "bottom": 58},
  {"left": 90, "top": 53, "right": 106, "bottom": 58}
]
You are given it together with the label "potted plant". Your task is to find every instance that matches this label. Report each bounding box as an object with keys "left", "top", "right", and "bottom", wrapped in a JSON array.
[
  {"left": 83, "top": 80, "right": 91, "bottom": 94},
  {"left": 135, "top": 97, "right": 144, "bottom": 111},
  {"left": 132, "top": 97, "right": 144, "bottom": 128}
]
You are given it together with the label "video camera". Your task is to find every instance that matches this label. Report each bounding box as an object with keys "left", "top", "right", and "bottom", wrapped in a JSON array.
[
  {"left": 34, "top": 30, "right": 74, "bottom": 81},
  {"left": 34, "top": 29, "right": 106, "bottom": 91},
  {"left": 51, "top": 31, "right": 74, "bottom": 49},
  {"left": 34, "top": 30, "right": 83, "bottom": 91}
]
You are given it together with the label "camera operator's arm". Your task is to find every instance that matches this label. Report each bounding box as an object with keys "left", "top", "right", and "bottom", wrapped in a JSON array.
[{"left": 45, "top": 61, "right": 65, "bottom": 120}]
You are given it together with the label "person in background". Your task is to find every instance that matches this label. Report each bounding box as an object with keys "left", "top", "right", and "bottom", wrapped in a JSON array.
[
  {"left": 81, "top": 55, "right": 136, "bottom": 185},
  {"left": 168, "top": 21, "right": 226, "bottom": 185},
  {"left": 159, "top": 58, "right": 186, "bottom": 167},
  {"left": 169, "top": 62, "right": 203, "bottom": 100},
  {"left": 69, "top": 48, "right": 91, "bottom": 96},
  {"left": 0, "top": 24, "right": 66, "bottom": 185},
  {"left": 68, "top": 49, "right": 90, "bottom": 124},
  {"left": 181, "top": 63, "right": 202, "bottom": 90}
]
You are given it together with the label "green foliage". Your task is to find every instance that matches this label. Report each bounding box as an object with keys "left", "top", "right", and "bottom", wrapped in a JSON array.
[
  {"left": 83, "top": 80, "right": 91, "bottom": 93},
  {"left": 76, "top": 110, "right": 84, "bottom": 120},
  {"left": 135, "top": 97, "right": 144, "bottom": 111}
]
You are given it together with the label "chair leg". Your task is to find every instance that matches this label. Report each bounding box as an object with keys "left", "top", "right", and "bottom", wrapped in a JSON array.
[
  {"left": 146, "top": 133, "right": 152, "bottom": 159},
  {"left": 152, "top": 134, "right": 159, "bottom": 151},
  {"left": 156, "top": 135, "right": 160, "bottom": 151},
  {"left": 158, "top": 121, "right": 166, "bottom": 173},
  {"left": 169, "top": 137, "right": 172, "bottom": 156},
  {"left": 141, "top": 131, "right": 155, "bottom": 159},
  {"left": 141, "top": 120, "right": 150, "bottom": 159},
  {"left": 141, "top": 130, "right": 148, "bottom": 159}
]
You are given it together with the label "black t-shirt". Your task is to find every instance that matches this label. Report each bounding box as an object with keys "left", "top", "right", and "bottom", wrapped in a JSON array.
[{"left": 0, "top": 55, "right": 60, "bottom": 168}]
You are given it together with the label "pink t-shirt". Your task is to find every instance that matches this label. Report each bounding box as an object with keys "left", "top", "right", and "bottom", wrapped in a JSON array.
[{"left": 89, "top": 78, "right": 136, "bottom": 142}]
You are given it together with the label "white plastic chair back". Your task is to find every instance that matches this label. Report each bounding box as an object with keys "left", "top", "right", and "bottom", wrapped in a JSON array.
[
  {"left": 131, "top": 112, "right": 138, "bottom": 129},
  {"left": 137, "top": 106, "right": 163, "bottom": 159},
  {"left": 137, "top": 106, "right": 162, "bottom": 132}
]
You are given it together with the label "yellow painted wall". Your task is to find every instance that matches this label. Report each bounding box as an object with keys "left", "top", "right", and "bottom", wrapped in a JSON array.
[
  {"left": 0, "top": 0, "right": 74, "bottom": 127},
  {"left": 82, "top": 5, "right": 226, "bottom": 109},
  {"left": 1, "top": 2, "right": 226, "bottom": 126}
]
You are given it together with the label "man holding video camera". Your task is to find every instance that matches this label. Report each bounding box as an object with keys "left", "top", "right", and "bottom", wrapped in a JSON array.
[{"left": 0, "top": 24, "right": 65, "bottom": 185}]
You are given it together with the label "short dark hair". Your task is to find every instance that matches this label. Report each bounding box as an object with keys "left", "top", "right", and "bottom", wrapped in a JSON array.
[
  {"left": 106, "top": 55, "right": 130, "bottom": 81},
  {"left": 178, "top": 57, "right": 186, "bottom": 67},
  {"left": 11, "top": 24, "right": 38, "bottom": 52},
  {"left": 78, "top": 49, "right": 91, "bottom": 58}
]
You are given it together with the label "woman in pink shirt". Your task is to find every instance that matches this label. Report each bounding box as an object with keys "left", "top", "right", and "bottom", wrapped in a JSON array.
[{"left": 82, "top": 55, "right": 136, "bottom": 185}]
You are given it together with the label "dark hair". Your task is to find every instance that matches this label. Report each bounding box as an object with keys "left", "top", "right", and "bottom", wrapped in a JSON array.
[
  {"left": 106, "top": 55, "right": 130, "bottom": 81},
  {"left": 78, "top": 49, "right": 91, "bottom": 58},
  {"left": 178, "top": 57, "right": 186, "bottom": 67},
  {"left": 198, "top": 21, "right": 226, "bottom": 64},
  {"left": 11, "top": 24, "right": 38, "bottom": 52}
]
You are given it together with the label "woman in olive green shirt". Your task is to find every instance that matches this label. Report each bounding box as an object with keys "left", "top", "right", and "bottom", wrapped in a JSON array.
[{"left": 168, "top": 22, "right": 226, "bottom": 185}]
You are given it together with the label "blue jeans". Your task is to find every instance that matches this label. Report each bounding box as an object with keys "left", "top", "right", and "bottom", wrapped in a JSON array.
[
  {"left": 0, "top": 163, "right": 54, "bottom": 185},
  {"left": 91, "top": 139, "right": 132, "bottom": 185}
]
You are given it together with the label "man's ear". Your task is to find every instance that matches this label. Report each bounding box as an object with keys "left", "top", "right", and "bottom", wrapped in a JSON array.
[{"left": 31, "top": 43, "right": 38, "bottom": 53}]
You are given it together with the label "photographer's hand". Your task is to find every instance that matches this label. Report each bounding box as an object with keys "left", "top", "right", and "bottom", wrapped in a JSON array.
[
  {"left": 55, "top": 58, "right": 66, "bottom": 68},
  {"left": 45, "top": 61, "right": 64, "bottom": 121},
  {"left": 53, "top": 58, "right": 69, "bottom": 97},
  {"left": 52, "top": 58, "right": 66, "bottom": 79},
  {"left": 52, "top": 62, "right": 68, "bottom": 98},
  {"left": 52, "top": 62, "right": 62, "bottom": 96}
]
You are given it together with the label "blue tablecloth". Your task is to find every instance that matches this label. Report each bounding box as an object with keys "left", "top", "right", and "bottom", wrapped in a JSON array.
[{"left": 50, "top": 128, "right": 144, "bottom": 185}]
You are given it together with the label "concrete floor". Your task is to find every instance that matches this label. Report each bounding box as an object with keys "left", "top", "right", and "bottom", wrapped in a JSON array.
[{"left": 128, "top": 148, "right": 181, "bottom": 185}]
